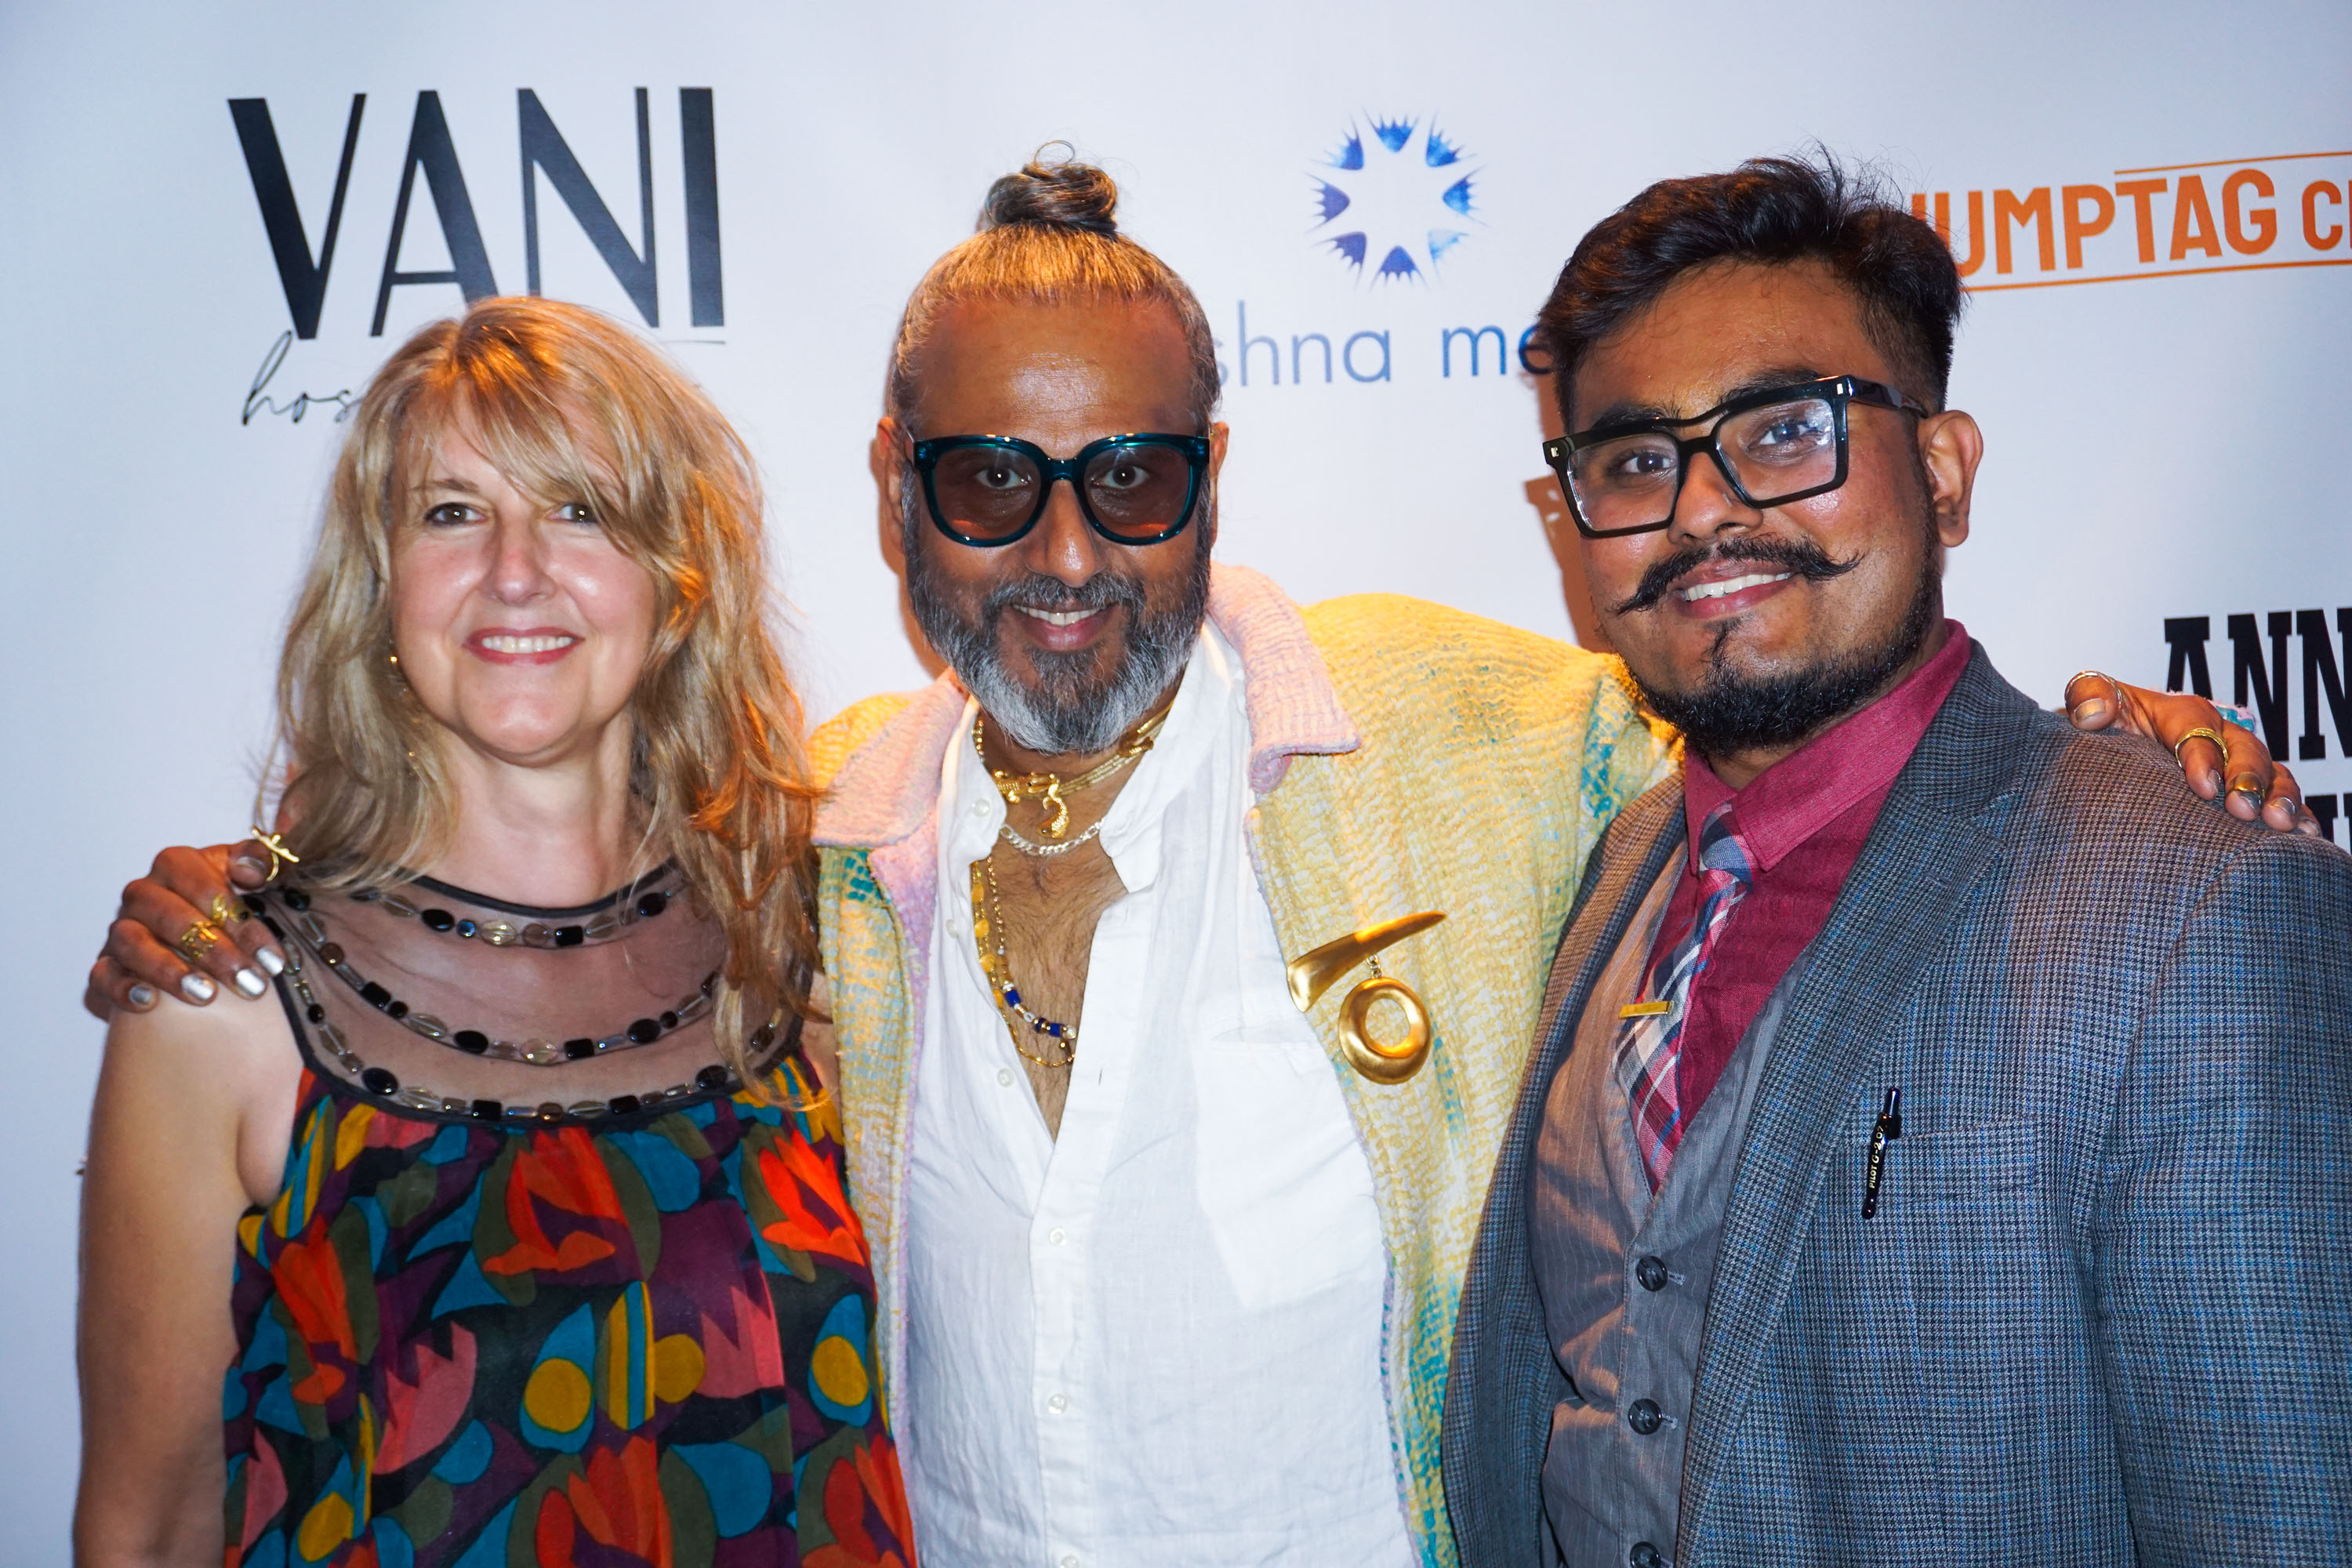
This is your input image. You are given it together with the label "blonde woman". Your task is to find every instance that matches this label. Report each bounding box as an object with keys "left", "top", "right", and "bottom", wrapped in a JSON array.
[{"left": 76, "top": 299, "right": 912, "bottom": 1567}]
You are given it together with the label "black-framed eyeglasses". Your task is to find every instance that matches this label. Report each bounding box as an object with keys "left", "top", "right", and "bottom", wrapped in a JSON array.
[
  {"left": 909, "top": 432, "right": 1212, "bottom": 547},
  {"left": 1541, "top": 375, "right": 1932, "bottom": 539}
]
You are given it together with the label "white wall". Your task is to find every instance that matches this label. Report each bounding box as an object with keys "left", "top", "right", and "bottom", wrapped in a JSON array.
[{"left": 3, "top": 2, "right": 2347, "bottom": 1555}]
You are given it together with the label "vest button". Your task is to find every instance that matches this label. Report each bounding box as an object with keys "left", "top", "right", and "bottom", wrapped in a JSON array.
[
  {"left": 1636, "top": 1255, "right": 1669, "bottom": 1291},
  {"left": 1627, "top": 1398, "right": 1663, "bottom": 1435},
  {"left": 1631, "top": 1544, "right": 1665, "bottom": 1568}
]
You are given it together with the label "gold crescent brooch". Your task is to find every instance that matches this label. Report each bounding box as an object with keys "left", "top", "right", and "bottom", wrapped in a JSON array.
[{"left": 1286, "top": 910, "right": 1446, "bottom": 1085}]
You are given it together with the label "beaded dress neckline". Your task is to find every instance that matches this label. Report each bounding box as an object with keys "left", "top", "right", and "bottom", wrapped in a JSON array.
[{"left": 252, "top": 868, "right": 797, "bottom": 1129}]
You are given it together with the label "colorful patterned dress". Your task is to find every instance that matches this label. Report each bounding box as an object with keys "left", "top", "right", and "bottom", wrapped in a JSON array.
[{"left": 222, "top": 877, "right": 913, "bottom": 1567}]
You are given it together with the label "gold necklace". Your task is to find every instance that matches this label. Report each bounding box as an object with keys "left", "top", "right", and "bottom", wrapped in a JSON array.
[
  {"left": 975, "top": 707, "right": 1167, "bottom": 840},
  {"left": 969, "top": 856, "right": 1078, "bottom": 1069}
]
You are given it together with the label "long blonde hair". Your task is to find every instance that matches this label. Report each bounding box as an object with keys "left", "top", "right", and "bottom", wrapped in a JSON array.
[{"left": 270, "top": 296, "right": 817, "bottom": 1074}]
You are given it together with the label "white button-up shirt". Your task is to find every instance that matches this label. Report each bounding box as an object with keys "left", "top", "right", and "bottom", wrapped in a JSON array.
[{"left": 900, "top": 626, "right": 1414, "bottom": 1567}]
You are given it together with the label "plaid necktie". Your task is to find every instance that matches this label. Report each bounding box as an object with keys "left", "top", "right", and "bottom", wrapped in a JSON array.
[{"left": 1613, "top": 800, "right": 1756, "bottom": 1192}]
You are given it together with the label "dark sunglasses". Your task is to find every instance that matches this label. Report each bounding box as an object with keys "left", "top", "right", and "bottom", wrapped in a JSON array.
[{"left": 909, "top": 433, "right": 1211, "bottom": 547}]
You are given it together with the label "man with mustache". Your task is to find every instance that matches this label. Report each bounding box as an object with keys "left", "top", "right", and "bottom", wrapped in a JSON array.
[
  {"left": 89, "top": 156, "right": 2312, "bottom": 1566},
  {"left": 1441, "top": 156, "right": 2352, "bottom": 1567}
]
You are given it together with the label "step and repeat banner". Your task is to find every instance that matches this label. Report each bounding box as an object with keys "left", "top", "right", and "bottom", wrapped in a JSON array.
[{"left": 2, "top": 0, "right": 2345, "bottom": 1549}]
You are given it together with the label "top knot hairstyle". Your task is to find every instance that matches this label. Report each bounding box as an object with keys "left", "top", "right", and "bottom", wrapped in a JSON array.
[
  {"left": 1536, "top": 153, "right": 1966, "bottom": 426},
  {"left": 887, "top": 148, "right": 1221, "bottom": 430}
]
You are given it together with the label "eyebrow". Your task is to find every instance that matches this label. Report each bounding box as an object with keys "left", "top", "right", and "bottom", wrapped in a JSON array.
[{"left": 1579, "top": 365, "right": 1830, "bottom": 434}]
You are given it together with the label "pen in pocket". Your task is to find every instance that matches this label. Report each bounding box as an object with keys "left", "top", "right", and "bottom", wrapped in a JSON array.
[{"left": 1860, "top": 1086, "right": 1902, "bottom": 1219}]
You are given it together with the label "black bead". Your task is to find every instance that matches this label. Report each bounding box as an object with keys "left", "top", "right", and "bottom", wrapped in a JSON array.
[
  {"left": 305, "top": 1004, "right": 325, "bottom": 1024},
  {"left": 360, "top": 982, "right": 393, "bottom": 1010},
  {"left": 626, "top": 1018, "right": 662, "bottom": 1044},
  {"left": 360, "top": 1066, "right": 399, "bottom": 1097},
  {"left": 659, "top": 1011, "right": 678, "bottom": 1031},
  {"left": 554, "top": 925, "right": 586, "bottom": 947},
  {"left": 536, "top": 1102, "right": 565, "bottom": 1123},
  {"left": 695, "top": 1064, "right": 731, "bottom": 1091},
  {"left": 456, "top": 920, "right": 478, "bottom": 938},
  {"left": 282, "top": 888, "right": 310, "bottom": 910},
  {"left": 470, "top": 1098, "right": 503, "bottom": 1121},
  {"left": 453, "top": 1029, "right": 491, "bottom": 1055},
  {"left": 318, "top": 942, "right": 344, "bottom": 967},
  {"left": 241, "top": 895, "right": 268, "bottom": 920},
  {"left": 608, "top": 1094, "right": 641, "bottom": 1116},
  {"left": 636, "top": 891, "right": 668, "bottom": 919},
  {"left": 750, "top": 1023, "right": 775, "bottom": 1050},
  {"left": 563, "top": 1037, "right": 597, "bottom": 1060},
  {"left": 420, "top": 908, "right": 456, "bottom": 932},
  {"left": 387, "top": 1000, "right": 408, "bottom": 1020}
]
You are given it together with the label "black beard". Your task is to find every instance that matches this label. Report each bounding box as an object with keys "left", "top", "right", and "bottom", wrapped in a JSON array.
[
  {"left": 1628, "top": 539, "right": 1941, "bottom": 759},
  {"left": 903, "top": 495, "right": 1212, "bottom": 757}
]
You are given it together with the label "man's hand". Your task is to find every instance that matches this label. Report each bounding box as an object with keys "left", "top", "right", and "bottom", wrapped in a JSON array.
[
  {"left": 2065, "top": 673, "right": 2320, "bottom": 835},
  {"left": 85, "top": 840, "right": 287, "bottom": 1019}
]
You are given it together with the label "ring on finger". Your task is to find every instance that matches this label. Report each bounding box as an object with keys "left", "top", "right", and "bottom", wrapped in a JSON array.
[
  {"left": 176, "top": 920, "right": 224, "bottom": 962},
  {"left": 209, "top": 893, "right": 247, "bottom": 927},
  {"left": 2170, "top": 725, "right": 2227, "bottom": 766},
  {"left": 2066, "top": 669, "right": 2119, "bottom": 706}
]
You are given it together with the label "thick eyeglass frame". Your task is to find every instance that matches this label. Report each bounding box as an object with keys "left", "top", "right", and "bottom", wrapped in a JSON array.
[
  {"left": 909, "top": 432, "right": 1213, "bottom": 548},
  {"left": 1541, "top": 374, "right": 1933, "bottom": 539}
]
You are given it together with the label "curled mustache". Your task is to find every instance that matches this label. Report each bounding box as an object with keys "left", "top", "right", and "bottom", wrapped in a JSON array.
[{"left": 1612, "top": 537, "right": 1862, "bottom": 615}]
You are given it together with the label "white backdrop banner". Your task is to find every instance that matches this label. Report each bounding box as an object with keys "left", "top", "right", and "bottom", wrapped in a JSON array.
[{"left": 3, "top": 2, "right": 2346, "bottom": 1552}]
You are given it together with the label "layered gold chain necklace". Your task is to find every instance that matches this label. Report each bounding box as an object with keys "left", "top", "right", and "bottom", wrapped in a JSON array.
[{"left": 967, "top": 706, "right": 1167, "bottom": 1067}]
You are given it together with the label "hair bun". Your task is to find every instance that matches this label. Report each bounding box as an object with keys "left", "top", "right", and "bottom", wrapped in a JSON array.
[{"left": 979, "top": 147, "right": 1120, "bottom": 236}]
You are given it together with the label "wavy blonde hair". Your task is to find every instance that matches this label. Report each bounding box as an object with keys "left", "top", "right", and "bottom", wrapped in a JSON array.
[{"left": 270, "top": 296, "right": 817, "bottom": 1076}]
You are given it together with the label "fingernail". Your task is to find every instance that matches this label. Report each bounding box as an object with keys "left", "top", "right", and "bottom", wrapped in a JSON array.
[
  {"left": 126, "top": 984, "right": 156, "bottom": 1010},
  {"left": 180, "top": 973, "right": 216, "bottom": 1003},
  {"left": 232, "top": 856, "right": 269, "bottom": 880},
  {"left": 234, "top": 968, "right": 267, "bottom": 999},
  {"left": 257, "top": 947, "right": 286, "bottom": 976},
  {"left": 2230, "top": 774, "right": 2264, "bottom": 799},
  {"left": 2072, "top": 700, "right": 2111, "bottom": 725}
]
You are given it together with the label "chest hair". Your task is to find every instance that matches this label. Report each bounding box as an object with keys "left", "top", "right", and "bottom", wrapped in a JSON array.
[{"left": 984, "top": 836, "right": 1127, "bottom": 1138}]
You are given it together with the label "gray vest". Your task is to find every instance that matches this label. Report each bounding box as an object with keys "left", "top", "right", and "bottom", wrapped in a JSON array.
[{"left": 1528, "top": 857, "right": 1809, "bottom": 1568}]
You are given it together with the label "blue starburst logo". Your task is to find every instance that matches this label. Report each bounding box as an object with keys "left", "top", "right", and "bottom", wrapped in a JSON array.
[{"left": 1308, "top": 114, "right": 1479, "bottom": 282}]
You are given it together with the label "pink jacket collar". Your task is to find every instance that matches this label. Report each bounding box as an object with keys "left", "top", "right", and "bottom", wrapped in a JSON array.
[{"left": 815, "top": 562, "right": 1359, "bottom": 850}]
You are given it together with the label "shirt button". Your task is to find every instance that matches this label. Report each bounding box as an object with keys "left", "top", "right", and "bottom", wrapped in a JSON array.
[
  {"left": 1048, "top": 1226, "right": 1067, "bottom": 1245},
  {"left": 1631, "top": 1544, "right": 1665, "bottom": 1568},
  {"left": 1062, "top": 1557, "right": 1080, "bottom": 1568},
  {"left": 1627, "top": 1398, "right": 1663, "bottom": 1436},
  {"left": 970, "top": 800, "right": 989, "bottom": 818},
  {"left": 1636, "top": 1255, "right": 1669, "bottom": 1291},
  {"left": 1047, "top": 1392, "right": 1069, "bottom": 1414},
  {"left": 997, "top": 1068, "right": 1014, "bottom": 1087}
]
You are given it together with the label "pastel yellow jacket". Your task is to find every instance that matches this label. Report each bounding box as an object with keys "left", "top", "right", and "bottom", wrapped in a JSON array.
[{"left": 808, "top": 563, "right": 1672, "bottom": 1566}]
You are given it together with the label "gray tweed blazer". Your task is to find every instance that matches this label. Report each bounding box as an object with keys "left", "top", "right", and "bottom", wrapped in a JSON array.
[{"left": 1442, "top": 646, "right": 2352, "bottom": 1566}]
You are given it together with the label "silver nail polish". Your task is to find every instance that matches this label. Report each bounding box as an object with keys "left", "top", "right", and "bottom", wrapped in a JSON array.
[
  {"left": 234, "top": 968, "right": 267, "bottom": 999},
  {"left": 257, "top": 947, "right": 286, "bottom": 976},
  {"left": 127, "top": 984, "right": 156, "bottom": 1009},
  {"left": 180, "top": 973, "right": 217, "bottom": 1003}
]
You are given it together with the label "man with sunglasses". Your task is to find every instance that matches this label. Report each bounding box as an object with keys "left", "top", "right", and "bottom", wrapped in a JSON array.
[
  {"left": 85, "top": 156, "right": 2314, "bottom": 1567},
  {"left": 1443, "top": 156, "right": 2352, "bottom": 1567}
]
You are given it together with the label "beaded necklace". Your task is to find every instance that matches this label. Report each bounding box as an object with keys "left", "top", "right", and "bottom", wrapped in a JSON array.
[
  {"left": 256, "top": 885, "right": 786, "bottom": 1125},
  {"left": 968, "top": 858, "right": 1078, "bottom": 1069}
]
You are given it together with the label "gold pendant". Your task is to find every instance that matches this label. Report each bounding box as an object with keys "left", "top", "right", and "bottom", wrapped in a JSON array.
[{"left": 1285, "top": 910, "right": 1446, "bottom": 1085}]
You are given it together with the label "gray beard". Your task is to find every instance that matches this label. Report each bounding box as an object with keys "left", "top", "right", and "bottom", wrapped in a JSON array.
[{"left": 902, "top": 481, "right": 1213, "bottom": 756}]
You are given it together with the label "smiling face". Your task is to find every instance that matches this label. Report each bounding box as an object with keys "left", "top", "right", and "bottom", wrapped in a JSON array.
[
  {"left": 1568, "top": 258, "right": 1982, "bottom": 779},
  {"left": 388, "top": 423, "right": 660, "bottom": 771},
  {"left": 884, "top": 296, "right": 1228, "bottom": 761}
]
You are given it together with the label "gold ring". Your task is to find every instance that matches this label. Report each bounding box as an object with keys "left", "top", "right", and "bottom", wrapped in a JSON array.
[
  {"left": 2171, "top": 726, "right": 2227, "bottom": 765},
  {"left": 248, "top": 826, "right": 301, "bottom": 880},
  {"left": 176, "top": 920, "right": 223, "bottom": 963},
  {"left": 209, "top": 893, "right": 246, "bottom": 927}
]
